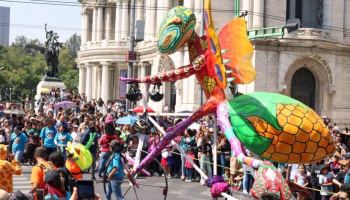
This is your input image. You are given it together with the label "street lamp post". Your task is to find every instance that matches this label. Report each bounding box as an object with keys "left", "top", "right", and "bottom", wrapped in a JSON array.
[
  {"left": 126, "top": 0, "right": 136, "bottom": 110},
  {"left": 9, "top": 87, "right": 12, "bottom": 103}
]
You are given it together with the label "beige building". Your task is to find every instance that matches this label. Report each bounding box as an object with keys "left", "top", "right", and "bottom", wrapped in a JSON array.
[{"left": 77, "top": 0, "right": 350, "bottom": 126}]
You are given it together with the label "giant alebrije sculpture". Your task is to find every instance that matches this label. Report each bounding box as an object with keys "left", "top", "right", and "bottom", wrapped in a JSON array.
[{"left": 121, "top": 0, "right": 334, "bottom": 197}]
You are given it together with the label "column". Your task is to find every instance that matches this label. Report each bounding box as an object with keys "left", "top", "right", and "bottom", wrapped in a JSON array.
[
  {"left": 101, "top": 63, "right": 110, "bottom": 110},
  {"left": 156, "top": 0, "right": 171, "bottom": 32},
  {"left": 96, "top": 6, "right": 104, "bottom": 41},
  {"left": 136, "top": 0, "right": 144, "bottom": 20},
  {"left": 96, "top": 67, "right": 102, "bottom": 99},
  {"left": 194, "top": 0, "right": 203, "bottom": 33},
  {"left": 121, "top": 0, "right": 129, "bottom": 40},
  {"left": 144, "top": 0, "right": 151, "bottom": 40},
  {"left": 86, "top": 64, "right": 93, "bottom": 101},
  {"left": 92, "top": 7, "right": 98, "bottom": 41},
  {"left": 115, "top": 0, "right": 122, "bottom": 40},
  {"left": 85, "top": 9, "right": 91, "bottom": 41},
  {"left": 184, "top": 0, "right": 194, "bottom": 9},
  {"left": 78, "top": 64, "right": 86, "bottom": 94},
  {"left": 105, "top": 6, "right": 112, "bottom": 40},
  {"left": 91, "top": 65, "right": 97, "bottom": 100},
  {"left": 144, "top": 0, "right": 157, "bottom": 40},
  {"left": 252, "top": 0, "right": 264, "bottom": 28},
  {"left": 81, "top": 9, "right": 87, "bottom": 43}
]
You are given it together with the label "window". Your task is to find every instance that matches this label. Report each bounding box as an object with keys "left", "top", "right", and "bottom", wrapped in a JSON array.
[
  {"left": 177, "top": 0, "right": 184, "bottom": 6},
  {"left": 286, "top": 0, "right": 322, "bottom": 28},
  {"left": 119, "top": 70, "right": 128, "bottom": 99}
]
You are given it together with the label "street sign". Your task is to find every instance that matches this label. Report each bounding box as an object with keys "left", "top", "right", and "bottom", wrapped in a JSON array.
[{"left": 126, "top": 51, "right": 137, "bottom": 63}]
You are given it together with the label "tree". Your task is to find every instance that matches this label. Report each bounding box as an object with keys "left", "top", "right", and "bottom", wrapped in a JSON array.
[
  {"left": 0, "top": 33, "right": 80, "bottom": 102},
  {"left": 65, "top": 33, "right": 81, "bottom": 60},
  {"left": 0, "top": 36, "right": 45, "bottom": 102}
]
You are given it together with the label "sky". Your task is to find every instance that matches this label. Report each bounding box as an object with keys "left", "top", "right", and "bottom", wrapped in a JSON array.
[{"left": 0, "top": 0, "right": 82, "bottom": 44}]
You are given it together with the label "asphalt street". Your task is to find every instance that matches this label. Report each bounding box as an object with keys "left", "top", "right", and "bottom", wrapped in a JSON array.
[{"left": 13, "top": 165, "right": 253, "bottom": 200}]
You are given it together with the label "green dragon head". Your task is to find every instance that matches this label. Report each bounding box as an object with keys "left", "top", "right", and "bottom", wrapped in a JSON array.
[{"left": 157, "top": 6, "right": 196, "bottom": 54}]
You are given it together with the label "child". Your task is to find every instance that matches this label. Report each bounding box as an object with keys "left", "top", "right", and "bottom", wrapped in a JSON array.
[
  {"left": 161, "top": 148, "right": 171, "bottom": 178},
  {"left": 26, "top": 130, "right": 40, "bottom": 165},
  {"left": 232, "top": 169, "right": 244, "bottom": 192},
  {"left": 106, "top": 140, "right": 126, "bottom": 200},
  {"left": 65, "top": 152, "right": 82, "bottom": 180},
  {"left": 184, "top": 148, "right": 195, "bottom": 182},
  {"left": 294, "top": 164, "right": 309, "bottom": 200},
  {"left": 54, "top": 122, "right": 72, "bottom": 155},
  {"left": 319, "top": 164, "right": 334, "bottom": 200},
  {"left": 223, "top": 168, "right": 230, "bottom": 182}
]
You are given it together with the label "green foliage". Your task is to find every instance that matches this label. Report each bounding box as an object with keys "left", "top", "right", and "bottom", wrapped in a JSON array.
[
  {"left": 65, "top": 33, "right": 81, "bottom": 59},
  {"left": 58, "top": 33, "right": 81, "bottom": 90},
  {"left": 0, "top": 34, "right": 80, "bottom": 102}
]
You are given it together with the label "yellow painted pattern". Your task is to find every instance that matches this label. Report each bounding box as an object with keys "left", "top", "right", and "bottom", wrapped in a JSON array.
[{"left": 247, "top": 104, "right": 335, "bottom": 164}]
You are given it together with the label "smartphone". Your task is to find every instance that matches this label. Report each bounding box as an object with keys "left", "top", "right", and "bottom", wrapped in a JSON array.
[
  {"left": 36, "top": 189, "right": 44, "bottom": 200},
  {"left": 75, "top": 180, "right": 95, "bottom": 200}
]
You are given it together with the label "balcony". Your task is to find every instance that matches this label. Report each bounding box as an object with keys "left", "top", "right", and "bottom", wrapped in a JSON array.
[
  {"left": 284, "top": 28, "right": 331, "bottom": 40},
  {"left": 80, "top": 40, "right": 128, "bottom": 51},
  {"left": 248, "top": 26, "right": 331, "bottom": 41},
  {"left": 248, "top": 26, "right": 285, "bottom": 40}
]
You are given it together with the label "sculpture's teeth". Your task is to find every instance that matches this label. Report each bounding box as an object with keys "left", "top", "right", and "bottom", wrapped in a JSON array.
[
  {"left": 221, "top": 49, "right": 229, "bottom": 54},
  {"left": 226, "top": 69, "right": 232, "bottom": 74},
  {"left": 223, "top": 59, "right": 231, "bottom": 64},
  {"left": 227, "top": 77, "right": 235, "bottom": 82}
]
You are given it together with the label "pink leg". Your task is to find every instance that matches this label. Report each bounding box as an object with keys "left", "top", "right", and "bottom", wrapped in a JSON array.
[
  {"left": 217, "top": 102, "right": 262, "bottom": 168},
  {"left": 134, "top": 101, "right": 216, "bottom": 174}
]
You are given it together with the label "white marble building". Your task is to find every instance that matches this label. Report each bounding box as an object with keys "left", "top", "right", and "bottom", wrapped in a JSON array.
[{"left": 77, "top": 0, "right": 350, "bottom": 126}]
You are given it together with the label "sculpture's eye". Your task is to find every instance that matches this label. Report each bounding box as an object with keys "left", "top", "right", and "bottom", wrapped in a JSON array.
[{"left": 173, "top": 17, "right": 182, "bottom": 25}]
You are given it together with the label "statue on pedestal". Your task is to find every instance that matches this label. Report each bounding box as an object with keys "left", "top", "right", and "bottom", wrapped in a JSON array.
[{"left": 26, "top": 24, "right": 62, "bottom": 79}]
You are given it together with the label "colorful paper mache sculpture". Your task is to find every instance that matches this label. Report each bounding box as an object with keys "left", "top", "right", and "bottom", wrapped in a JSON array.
[{"left": 121, "top": 0, "right": 335, "bottom": 198}]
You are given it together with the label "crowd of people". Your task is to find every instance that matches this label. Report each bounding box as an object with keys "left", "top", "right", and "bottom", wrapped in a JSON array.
[{"left": 0, "top": 88, "right": 350, "bottom": 200}]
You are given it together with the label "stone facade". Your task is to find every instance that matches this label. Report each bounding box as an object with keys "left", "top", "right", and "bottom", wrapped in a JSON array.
[{"left": 77, "top": 0, "right": 350, "bottom": 126}]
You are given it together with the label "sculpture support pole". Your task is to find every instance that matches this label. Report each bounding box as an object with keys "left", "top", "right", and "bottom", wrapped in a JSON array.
[
  {"left": 213, "top": 115, "right": 218, "bottom": 176},
  {"left": 147, "top": 116, "right": 237, "bottom": 200}
]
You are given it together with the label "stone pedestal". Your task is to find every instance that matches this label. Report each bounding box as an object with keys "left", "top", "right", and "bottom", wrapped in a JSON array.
[{"left": 35, "top": 76, "right": 66, "bottom": 101}]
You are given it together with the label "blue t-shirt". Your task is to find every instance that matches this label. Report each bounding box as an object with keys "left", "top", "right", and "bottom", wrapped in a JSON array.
[
  {"left": 40, "top": 126, "right": 57, "bottom": 148},
  {"left": 54, "top": 132, "right": 72, "bottom": 146},
  {"left": 11, "top": 132, "right": 27, "bottom": 152},
  {"left": 107, "top": 153, "right": 124, "bottom": 179}
]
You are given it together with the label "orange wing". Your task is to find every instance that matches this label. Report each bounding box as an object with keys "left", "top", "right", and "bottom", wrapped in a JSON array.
[{"left": 218, "top": 18, "right": 256, "bottom": 84}]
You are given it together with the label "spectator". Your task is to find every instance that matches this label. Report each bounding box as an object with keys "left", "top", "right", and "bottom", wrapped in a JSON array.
[
  {"left": 106, "top": 140, "right": 126, "bottom": 200},
  {"left": 70, "top": 124, "right": 80, "bottom": 144},
  {"left": 49, "top": 151, "right": 74, "bottom": 197},
  {"left": 65, "top": 152, "right": 82, "bottom": 180},
  {"left": 333, "top": 157, "right": 350, "bottom": 189},
  {"left": 319, "top": 164, "right": 335, "bottom": 200},
  {"left": 198, "top": 135, "right": 212, "bottom": 186},
  {"left": 179, "top": 129, "right": 196, "bottom": 181},
  {"left": 184, "top": 147, "right": 195, "bottom": 182},
  {"left": 30, "top": 147, "right": 52, "bottom": 194},
  {"left": 54, "top": 122, "right": 72, "bottom": 155},
  {"left": 0, "top": 128, "right": 7, "bottom": 144},
  {"left": 81, "top": 121, "right": 99, "bottom": 180},
  {"left": 98, "top": 122, "right": 119, "bottom": 178},
  {"left": 40, "top": 118, "right": 57, "bottom": 156},
  {"left": 10, "top": 126, "right": 27, "bottom": 162},
  {"left": 26, "top": 129, "right": 40, "bottom": 165},
  {"left": 161, "top": 148, "right": 171, "bottom": 178},
  {"left": 294, "top": 164, "right": 309, "bottom": 200}
]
